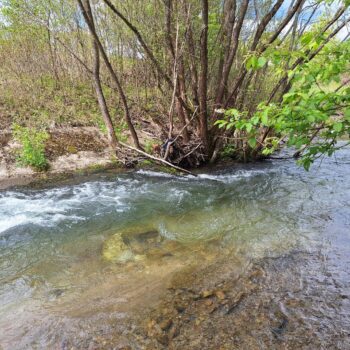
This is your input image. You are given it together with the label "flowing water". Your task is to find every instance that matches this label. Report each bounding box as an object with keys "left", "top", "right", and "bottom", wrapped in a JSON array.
[{"left": 0, "top": 146, "right": 349, "bottom": 349}]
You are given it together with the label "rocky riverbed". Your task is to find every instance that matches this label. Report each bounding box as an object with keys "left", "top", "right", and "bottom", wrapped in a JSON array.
[
  {"left": 138, "top": 249, "right": 350, "bottom": 350},
  {"left": 57, "top": 244, "right": 350, "bottom": 350}
]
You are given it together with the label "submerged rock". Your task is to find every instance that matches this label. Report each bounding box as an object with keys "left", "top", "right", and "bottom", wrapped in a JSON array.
[
  {"left": 102, "top": 234, "right": 134, "bottom": 263},
  {"left": 102, "top": 223, "right": 157, "bottom": 262},
  {"left": 122, "top": 229, "right": 163, "bottom": 256},
  {"left": 102, "top": 223, "right": 187, "bottom": 263}
]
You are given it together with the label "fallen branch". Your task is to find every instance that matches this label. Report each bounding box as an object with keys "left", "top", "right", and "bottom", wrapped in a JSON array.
[{"left": 119, "top": 141, "right": 196, "bottom": 176}]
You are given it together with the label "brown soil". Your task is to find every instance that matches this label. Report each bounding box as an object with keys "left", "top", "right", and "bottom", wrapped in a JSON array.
[
  {"left": 45, "top": 128, "right": 107, "bottom": 161},
  {"left": 0, "top": 132, "right": 11, "bottom": 148}
]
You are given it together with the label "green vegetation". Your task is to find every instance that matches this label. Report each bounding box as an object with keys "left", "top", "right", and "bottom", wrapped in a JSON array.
[
  {"left": 216, "top": 39, "right": 350, "bottom": 169},
  {"left": 0, "top": 0, "right": 349, "bottom": 169},
  {"left": 12, "top": 124, "right": 49, "bottom": 171}
]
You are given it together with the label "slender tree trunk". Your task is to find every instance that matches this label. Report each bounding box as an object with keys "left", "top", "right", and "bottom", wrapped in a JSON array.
[
  {"left": 184, "top": 12, "right": 199, "bottom": 107},
  {"left": 164, "top": 4, "right": 190, "bottom": 142},
  {"left": 46, "top": 12, "right": 60, "bottom": 87},
  {"left": 215, "top": 0, "right": 248, "bottom": 107},
  {"left": 216, "top": 0, "right": 236, "bottom": 92},
  {"left": 79, "top": 0, "right": 117, "bottom": 150},
  {"left": 198, "top": 0, "right": 209, "bottom": 155},
  {"left": 77, "top": 0, "right": 142, "bottom": 149},
  {"left": 92, "top": 40, "right": 118, "bottom": 150},
  {"left": 177, "top": 60, "right": 191, "bottom": 123}
]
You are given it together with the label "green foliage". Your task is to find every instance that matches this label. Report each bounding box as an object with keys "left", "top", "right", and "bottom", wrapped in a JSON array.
[
  {"left": 12, "top": 123, "right": 49, "bottom": 171},
  {"left": 215, "top": 108, "right": 245, "bottom": 130},
  {"left": 246, "top": 55, "right": 268, "bottom": 70},
  {"left": 217, "top": 39, "right": 350, "bottom": 170},
  {"left": 140, "top": 159, "right": 153, "bottom": 166}
]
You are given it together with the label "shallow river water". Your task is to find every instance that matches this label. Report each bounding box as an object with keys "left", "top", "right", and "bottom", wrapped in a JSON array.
[{"left": 0, "top": 147, "right": 349, "bottom": 349}]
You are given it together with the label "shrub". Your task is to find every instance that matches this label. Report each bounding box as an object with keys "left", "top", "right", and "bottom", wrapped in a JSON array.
[{"left": 12, "top": 123, "right": 49, "bottom": 171}]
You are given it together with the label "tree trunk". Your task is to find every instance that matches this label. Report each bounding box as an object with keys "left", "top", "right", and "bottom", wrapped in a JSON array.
[
  {"left": 198, "top": 0, "right": 210, "bottom": 155},
  {"left": 77, "top": 0, "right": 142, "bottom": 149},
  {"left": 80, "top": 0, "right": 117, "bottom": 150},
  {"left": 92, "top": 40, "right": 118, "bottom": 150},
  {"left": 215, "top": 0, "right": 248, "bottom": 107}
]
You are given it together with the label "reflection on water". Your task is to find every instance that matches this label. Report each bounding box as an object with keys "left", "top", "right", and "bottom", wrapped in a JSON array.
[{"left": 0, "top": 146, "right": 349, "bottom": 349}]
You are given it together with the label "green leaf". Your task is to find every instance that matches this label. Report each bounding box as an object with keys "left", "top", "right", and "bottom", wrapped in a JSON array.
[
  {"left": 333, "top": 122, "right": 343, "bottom": 132},
  {"left": 261, "top": 110, "right": 269, "bottom": 125},
  {"left": 248, "top": 137, "right": 257, "bottom": 148},
  {"left": 258, "top": 57, "right": 267, "bottom": 68},
  {"left": 307, "top": 115, "right": 315, "bottom": 122},
  {"left": 301, "top": 32, "right": 313, "bottom": 46},
  {"left": 262, "top": 148, "right": 272, "bottom": 156},
  {"left": 251, "top": 115, "right": 260, "bottom": 125},
  {"left": 245, "top": 123, "right": 253, "bottom": 132},
  {"left": 246, "top": 55, "right": 258, "bottom": 70},
  {"left": 301, "top": 158, "right": 312, "bottom": 171},
  {"left": 344, "top": 109, "right": 350, "bottom": 120},
  {"left": 225, "top": 108, "right": 240, "bottom": 117},
  {"left": 226, "top": 122, "right": 235, "bottom": 129}
]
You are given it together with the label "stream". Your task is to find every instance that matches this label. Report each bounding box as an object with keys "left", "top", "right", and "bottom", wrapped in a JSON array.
[{"left": 0, "top": 146, "right": 349, "bottom": 349}]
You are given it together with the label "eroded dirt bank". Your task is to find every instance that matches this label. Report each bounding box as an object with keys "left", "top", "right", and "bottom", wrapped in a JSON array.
[{"left": 0, "top": 127, "right": 117, "bottom": 189}]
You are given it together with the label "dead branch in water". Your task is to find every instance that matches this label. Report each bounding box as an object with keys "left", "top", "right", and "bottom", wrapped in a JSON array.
[{"left": 119, "top": 141, "right": 196, "bottom": 176}]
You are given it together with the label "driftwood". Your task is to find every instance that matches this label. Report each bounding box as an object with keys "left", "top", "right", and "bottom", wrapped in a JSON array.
[{"left": 119, "top": 141, "right": 196, "bottom": 176}]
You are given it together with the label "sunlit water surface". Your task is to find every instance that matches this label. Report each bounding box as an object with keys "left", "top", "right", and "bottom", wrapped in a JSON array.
[{"left": 0, "top": 147, "right": 349, "bottom": 348}]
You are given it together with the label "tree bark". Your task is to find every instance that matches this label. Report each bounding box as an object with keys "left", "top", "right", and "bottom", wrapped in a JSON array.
[
  {"left": 92, "top": 41, "right": 118, "bottom": 150},
  {"left": 215, "top": 0, "right": 248, "bottom": 106},
  {"left": 198, "top": 0, "right": 209, "bottom": 155},
  {"left": 164, "top": 3, "right": 190, "bottom": 142},
  {"left": 77, "top": 0, "right": 141, "bottom": 149},
  {"left": 80, "top": 0, "right": 118, "bottom": 150}
]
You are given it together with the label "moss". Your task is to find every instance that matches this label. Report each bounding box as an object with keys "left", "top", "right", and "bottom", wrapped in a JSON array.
[
  {"left": 86, "top": 163, "right": 106, "bottom": 172},
  {"left": 66, "top": 145, "right": 78, "bottom": 154},
  {"left": 140, "top": 159, "right": 154, "bottom": 166}
]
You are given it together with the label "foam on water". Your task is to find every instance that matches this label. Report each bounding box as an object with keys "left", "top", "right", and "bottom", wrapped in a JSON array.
[
  {"left": 0, "top": 167, "right": 274, "bottom": 234},
  {"left": 197, "top": 169, "right": 272, "bottom": 183},
  {"left": 135, "top": 169, "right": 180, "bottom": 178}
]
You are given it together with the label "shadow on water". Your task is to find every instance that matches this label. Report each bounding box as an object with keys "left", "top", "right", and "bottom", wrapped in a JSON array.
[{"left": 0, "top": 145, "right": 349, "bottom": 349}]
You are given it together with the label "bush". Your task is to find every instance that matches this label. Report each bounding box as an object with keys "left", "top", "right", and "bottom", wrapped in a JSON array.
[{"left": 12, "top": 123, "right": 49, "bottom": 171}]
